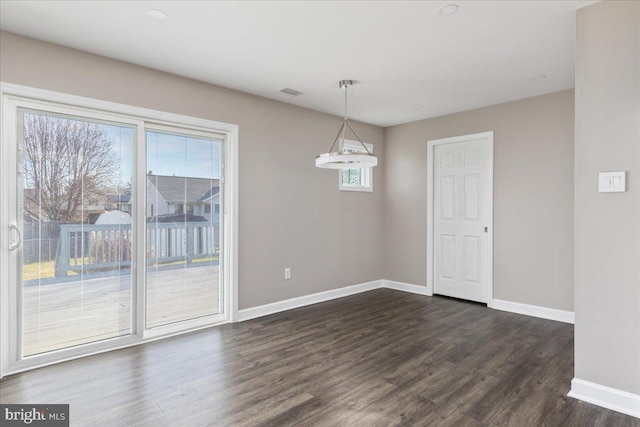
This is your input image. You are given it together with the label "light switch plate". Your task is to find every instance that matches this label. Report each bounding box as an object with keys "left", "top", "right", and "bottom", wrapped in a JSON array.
[{"left": 598, "top": 171, "right": 626, "bottom": 193}]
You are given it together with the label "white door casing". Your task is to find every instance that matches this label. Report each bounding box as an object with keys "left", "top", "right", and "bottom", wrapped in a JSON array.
[
  {"left": 427, "top": 132, "right": 493, "bottom": 303},
  {"left": 0, "top": 82, "right": 239, "bottom": 377}
]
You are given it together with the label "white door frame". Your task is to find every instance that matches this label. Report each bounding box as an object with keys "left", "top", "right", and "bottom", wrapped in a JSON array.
[
  {"left": 0, "top": 82, "right": 239, "bottom": 377},
  {"left": 426, "top": 131, "right": 494, "bottom": 303}
]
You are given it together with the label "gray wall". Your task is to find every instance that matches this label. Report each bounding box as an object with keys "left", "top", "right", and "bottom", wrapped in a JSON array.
[
  {"left": 384, "top": 90, "right": 575, "bottom": 311},
  {"left": 574, "top": 1, "right": 640, "bottom": 394},
  {"left": 0, "top": 31, "right": 386, "bottom": 310}
]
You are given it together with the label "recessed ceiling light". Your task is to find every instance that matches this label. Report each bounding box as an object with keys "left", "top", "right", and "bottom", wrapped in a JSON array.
[
  {"left": 412, "top": 104, "right": 424, "bottom": 109},
  {"left": 438, "top": 4, "right": 459, "bottom": 17},
  {"left": 147, "top": 9, "right": 167, "bottom": 21},
  {"left": 531, "top": 74, "right": 547, "bottom": 81}
]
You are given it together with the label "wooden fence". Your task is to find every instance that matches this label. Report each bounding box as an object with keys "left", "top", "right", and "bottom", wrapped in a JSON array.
[
  {"left": 55, "top": 222, "right": 219, "bottom": 277},
  {"left": 23, "top": 222, "right": 60, "bottom": 264}
]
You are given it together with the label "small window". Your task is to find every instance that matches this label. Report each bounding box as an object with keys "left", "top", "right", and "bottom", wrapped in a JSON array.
[
  {"left": 215, "top": 204, "right": 220, "bottom": 214},
  {"left": 176, "top": 203, "right": 184, "bottom": 214},
  {"left": 204, "top": 204, "right": 211, "bottom": 214},
  {"left": 339, "top": 139, "right": 373, "bottom": 192}
]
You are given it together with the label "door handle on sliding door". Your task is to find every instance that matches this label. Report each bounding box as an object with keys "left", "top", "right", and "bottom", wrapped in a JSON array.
[{"left": 8, "top": 224, "right": 21, "bottom": 251}]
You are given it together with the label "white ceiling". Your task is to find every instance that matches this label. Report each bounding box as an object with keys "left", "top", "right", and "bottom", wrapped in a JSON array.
[{"left": 0, "top": 1, "right": 593, "bottom": 127}]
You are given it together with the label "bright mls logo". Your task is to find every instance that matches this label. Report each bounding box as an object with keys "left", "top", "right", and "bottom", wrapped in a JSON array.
[{"left": 1, "top": 405, "right": 69, "bottom": 426}]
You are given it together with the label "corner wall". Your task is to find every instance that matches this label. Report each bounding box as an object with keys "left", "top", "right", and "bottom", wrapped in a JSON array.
[
  {"left": 573, "top": 0, "right": 640, "bottom": 400},
  {"left": 384, "top": 90, "right": 575, "bottom": 311},
  {"left": 0, "top": 31, "right": 386, "bottom": 310}
]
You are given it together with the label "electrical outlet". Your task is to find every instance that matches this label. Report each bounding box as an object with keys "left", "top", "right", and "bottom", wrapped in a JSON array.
[{"left": 284, "top": 267, "right": 291, "bottom": 280}]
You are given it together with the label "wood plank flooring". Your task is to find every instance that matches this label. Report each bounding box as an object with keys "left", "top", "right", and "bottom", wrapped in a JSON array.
[{"left": 2, "top": 289, "right": 638, "bottom": 426}]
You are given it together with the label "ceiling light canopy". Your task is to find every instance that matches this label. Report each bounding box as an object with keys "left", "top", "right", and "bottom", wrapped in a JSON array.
[{"left": 316, "top": 80, "right": 378, "bottom": 170}]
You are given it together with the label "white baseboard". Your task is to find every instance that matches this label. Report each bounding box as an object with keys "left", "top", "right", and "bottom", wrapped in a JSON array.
[
  {"left": 490, "top": 298, "right": 574, "bottom": 324},
  {"left": 237, "top": 280, "right": 384, "bottom": 322},
  {"left": 237, "top": 280, "right": 575, "bottom": 327},
  {"left": 382, "top": 280, "right": 431, "bottom": 296},
  {"left": 569, "top": 378, "right": 640, "bottom": 418}
]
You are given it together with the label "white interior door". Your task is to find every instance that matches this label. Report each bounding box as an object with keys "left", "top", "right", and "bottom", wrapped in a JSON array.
[{"left": 432, "top": 134, "right": 492, "bottom": 303}]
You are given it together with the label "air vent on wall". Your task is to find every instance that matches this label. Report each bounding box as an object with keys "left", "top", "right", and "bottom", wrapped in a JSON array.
[{"left": 280, "top": 88, "right": 303, "bottom": 96}]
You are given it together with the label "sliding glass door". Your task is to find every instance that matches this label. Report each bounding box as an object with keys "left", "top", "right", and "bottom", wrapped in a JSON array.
[
  {"left": 17, "top": 108, "right": 135, "bottom": 357},
  {"left": 145, "top": 129, "right": 223, "bottom": 328},
  {"left": 2, "top": 91, "right": 232, "bottom": 374}
]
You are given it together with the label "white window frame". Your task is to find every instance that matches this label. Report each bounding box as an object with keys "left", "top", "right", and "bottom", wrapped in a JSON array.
[
  {"left": 338, "top": 139, "right": 374, "bottom": 192},
  {"left": 0, "top": 82, "right": 239, "bottom": 377}
]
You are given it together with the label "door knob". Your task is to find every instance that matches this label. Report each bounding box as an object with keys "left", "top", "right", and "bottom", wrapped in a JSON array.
[{"left": 484, "top": 226, "right": 488, "bottom": 233}]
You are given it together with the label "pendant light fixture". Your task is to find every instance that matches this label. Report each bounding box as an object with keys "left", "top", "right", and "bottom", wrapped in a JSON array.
[{"left": 315, "top": 80, "right": 378, "bottom": 169}]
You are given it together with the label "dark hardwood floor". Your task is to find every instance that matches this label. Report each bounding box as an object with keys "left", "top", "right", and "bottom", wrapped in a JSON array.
[{"left": 1, "top": 289, "right": 638, "bottom": 426}]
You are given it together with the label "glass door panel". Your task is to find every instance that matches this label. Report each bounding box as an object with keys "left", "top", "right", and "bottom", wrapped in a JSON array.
[
  {"left": 145, "top": 130, "right": 223, "bottom": 328},
  {"left": 18, "top": 109, "right": 135, "bottom": 357}
]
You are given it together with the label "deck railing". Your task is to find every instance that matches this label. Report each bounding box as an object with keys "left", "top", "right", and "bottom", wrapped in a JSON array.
[{"left": 55, "top": 222, "right": 219, "bottom": 277}]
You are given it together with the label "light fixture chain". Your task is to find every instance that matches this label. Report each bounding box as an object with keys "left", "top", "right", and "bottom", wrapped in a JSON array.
[
  {"left": 344, "top": 83, "right": 348, "bottom": 119},
  {"left": 327, "top": 121, "right": 346, "bottom": 154},
  {"left": 340, "top": 118, "right": 347, "bottom": 152},
  {"left": 345, "top": 120, "right": 372, "bottom": 154}
]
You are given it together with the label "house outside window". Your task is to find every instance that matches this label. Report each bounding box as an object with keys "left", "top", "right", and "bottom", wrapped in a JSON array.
[{"left": 339, "top": 139, "right": 373, "bottom": 192}]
